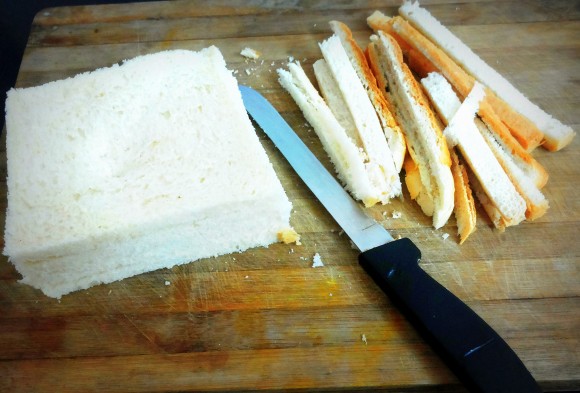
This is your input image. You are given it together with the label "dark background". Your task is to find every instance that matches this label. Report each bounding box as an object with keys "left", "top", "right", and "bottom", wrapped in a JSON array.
[{"left": 0, "top": 0, "right": 157, "bottom": 132}]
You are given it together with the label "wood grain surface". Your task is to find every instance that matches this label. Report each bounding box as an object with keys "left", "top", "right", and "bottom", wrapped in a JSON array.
[{"left": 1, "top": 0, "right": 579, "bottom": 392}]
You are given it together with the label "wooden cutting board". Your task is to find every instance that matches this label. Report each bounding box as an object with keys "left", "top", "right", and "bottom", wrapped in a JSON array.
[{"left": 1, "top": 1, "right": 579, "bottom": 391}]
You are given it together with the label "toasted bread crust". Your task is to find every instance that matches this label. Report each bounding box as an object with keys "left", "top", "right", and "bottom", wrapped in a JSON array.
[
  {"left": 450, "top": 150, "right": 476, "bottom": 243},
  {"left": 403, "top": 153, "right": 434, "bottom": 217},
  {"left": 369, "top": 32, "right": 454, "bottom": 228},
  {"left": 422, "top": 74, "right": 528, "bottom": 227},
  {"left": 485, "top": 92, "right": 543, "bottom": 151},
  {"left": 369, "top": 36, "right": 451, "bottom": 168},
  {"left": 383, "top": 33, "right": 451, "bottom": 168}
]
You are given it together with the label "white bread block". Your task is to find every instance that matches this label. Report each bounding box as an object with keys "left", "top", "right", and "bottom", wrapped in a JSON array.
[
  {"left": 277, "top": 62, "right": 381, "bottom": 207},
  {"left": 421, "top": 73, "right": 526, "bottom": 226},
  {"left": 4, "top": 47, "right": 292, "bottom": 298},
  {"left": 400, "top": 0, "right": 575, "bottom": 151},
  {"left": 319, "top": 35, "right": 402, "bottom": 200}
]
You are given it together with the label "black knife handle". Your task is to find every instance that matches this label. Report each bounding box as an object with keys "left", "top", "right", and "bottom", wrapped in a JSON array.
[{"left": 359, "top": 238, "right": 542, "bottom": 393}]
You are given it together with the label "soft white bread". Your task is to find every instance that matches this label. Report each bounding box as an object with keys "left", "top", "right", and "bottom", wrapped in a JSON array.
[
  {"left": 367, "top": 32, "right": 454, "bottom": 229},
  {"left": 399, "top": 1, "right": 575, "bottom": 151},
  {"left": 367, "top": 12, "right": 549, "bottom": 188},
  {"left": 277, "top": 62, "right": 385, "bottom": 207},
  {"left": 4, "top": 47, "right": 293, "bottom": 298},
  {"left": 318, "top": 35, "right": 402, "bottom": 200},
  {"left": 466, "top": 169, "right": 507, "bottom": 231},
  {"left": 313, "top": 59, "right": 366, "bottom": 155},
  {"left": 329, "top": 20, "right": 406, "bottom": 173},
  {"left": 421, "top": 73, "right": 526, "bottom": 227}
]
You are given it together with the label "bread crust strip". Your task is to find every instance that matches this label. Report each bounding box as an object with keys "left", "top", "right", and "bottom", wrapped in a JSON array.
[
  {"left": 421, "top": 73, "right": 526, "bottom": 227},
  {"left": 367, "top": 13, "right": 548, "bottom": 188},
  {"left": 368, "top": 12, "right": 544, "bottom": 152},
  {"left": 367, "top": 32, "right": 454, "bottom": 229},
  {"left": 399, "top": 1, "right": 575, "bottom": 152},
  {"left": 318, "top": 34, "right": 402, "bottom": 200},
  {"left": 475, "top": 118, "right": 549, "bottom": 221},
  {"left": 277, "top": 62, "right": 382, "bottom": 207},
  {"left": 450, "top": 149, "right": 476, "bottom": 243},
  {"left": 329, "top": 20, "right": 407, "bottom": 173}
]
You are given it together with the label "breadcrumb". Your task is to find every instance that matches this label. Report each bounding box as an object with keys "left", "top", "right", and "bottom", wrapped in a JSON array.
[
  {"left": 312, "top": 252, "right": 324, "bottom": 268},
  {"left": 240, "top": 47, "right": 261, "bottom": 59},
  {"left": 278, "top": 228, "right": 302, "bottom": 245}
]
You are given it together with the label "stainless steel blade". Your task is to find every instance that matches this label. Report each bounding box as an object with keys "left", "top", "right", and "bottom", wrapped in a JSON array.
[{"left": 239, "top": 85, "right": 393, "bottom": 251}]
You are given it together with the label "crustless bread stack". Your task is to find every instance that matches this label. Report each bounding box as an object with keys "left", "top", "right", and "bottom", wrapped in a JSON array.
[{"left": 4, "top": 47, "right": 294, "bottom": 298}]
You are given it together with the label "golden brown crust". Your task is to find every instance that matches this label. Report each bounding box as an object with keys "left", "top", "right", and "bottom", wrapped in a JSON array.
[
  {"left": 403, "top": 153, "right": 421, "bottom": 200},
  {"left": 403, "top": 153, "right": 434, "bottom": 217},
  {"left": 366, "top": 43, "right": 404, "bottom": 136},
  {"left": 371, "top": 33, "right": 454, "bottom": 227},
  {"left": 485, "top": 92, "right": 543, "bottom": 151},
  {"left": 450, "top": 150, "right": 476, "bottom": 243},
  {"left": 367, "top": 12, "right": 414, "bottom": 57},
  {"left": 407, "top": 48, "right": 439, "bottom": 79},
  {"left": 524, "top": 196, "right": 549, "bottom": 221},
  {"left": 397, "top": 17, "right": 542, "bottom": 151},
  {"left": 369, "top": 10, "right": 551, "bottom": 232}
]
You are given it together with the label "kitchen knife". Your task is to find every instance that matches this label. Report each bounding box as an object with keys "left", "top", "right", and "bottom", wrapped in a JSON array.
[{"left": 239, "top": 85, "right": 542, "bottom": 393}]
